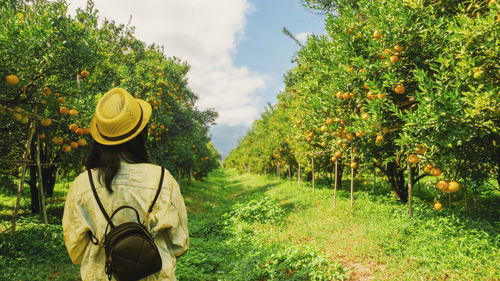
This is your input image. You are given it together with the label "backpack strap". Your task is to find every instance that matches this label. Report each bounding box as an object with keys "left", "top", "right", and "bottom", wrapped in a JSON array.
[
  {"left": 88, "top": 169, "right": 115, "bottom": 229},
  {"left": 143, "top": 167, "right": 165, "bottom": 223}
]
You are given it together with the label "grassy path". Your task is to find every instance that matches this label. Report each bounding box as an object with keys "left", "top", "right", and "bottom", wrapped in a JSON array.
[{"left": 1, "top": 168, "right": 499, "bottom": 280}]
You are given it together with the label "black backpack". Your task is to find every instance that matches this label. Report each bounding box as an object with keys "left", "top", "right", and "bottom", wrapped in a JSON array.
[{"left": 87, "top": 167, "right": 165, "bottom": 281}]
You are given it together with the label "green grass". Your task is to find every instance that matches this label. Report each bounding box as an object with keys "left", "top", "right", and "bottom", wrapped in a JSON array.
[{"left": 1, "top": 168, "right": 498, "bottom": 280}]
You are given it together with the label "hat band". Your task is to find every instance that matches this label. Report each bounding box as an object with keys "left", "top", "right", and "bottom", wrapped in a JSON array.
[{"left": 96, "top": 106, "right": 144, "bottom": 142}]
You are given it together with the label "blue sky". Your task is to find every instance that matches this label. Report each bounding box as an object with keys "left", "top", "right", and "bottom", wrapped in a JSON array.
[
  {"left": 66, "top": 0, "right": 325, "bottom": 157},
  {"left": 235, "top": 0, "right": 325, "bottom": 111}
]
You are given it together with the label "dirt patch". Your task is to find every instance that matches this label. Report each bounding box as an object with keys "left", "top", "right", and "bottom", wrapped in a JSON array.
[{"left": 332, "top": 255, "right": 385, "bottom": 281}]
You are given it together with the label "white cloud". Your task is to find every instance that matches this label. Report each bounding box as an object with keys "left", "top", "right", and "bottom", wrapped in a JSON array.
[
  {"left": 66, "top": 0, "right": 268, "bottom": 125},
  {"left": 296, "top": 32, "right": 311, "bottom": 44}
]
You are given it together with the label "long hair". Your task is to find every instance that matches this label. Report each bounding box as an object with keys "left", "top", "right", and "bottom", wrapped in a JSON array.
[{"left": 85, "top": 126, "right": 150, "bottom": 192}]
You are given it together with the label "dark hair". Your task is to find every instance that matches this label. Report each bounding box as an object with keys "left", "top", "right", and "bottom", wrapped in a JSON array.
[{"left": 85, "top": 126, "right": 150, "bottom": 192}]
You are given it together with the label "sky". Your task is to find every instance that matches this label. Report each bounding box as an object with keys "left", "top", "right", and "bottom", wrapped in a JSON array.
[{"left": 66, "top": 0, "right": 325, "bottom": 157}]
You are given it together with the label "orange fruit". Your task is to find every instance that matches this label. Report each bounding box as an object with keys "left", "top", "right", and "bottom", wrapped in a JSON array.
[
  {"left": 377, "top": 92, "right": 387, "bottom": 99},
  {"left": 321, "top": 141, "right": 327, "bottom": 147},
  {"left": 394, "top": 85, "right": 405, "bottom": 94},
  {"left": 408, "top": 154, "right": 419, "bottom": 164},
  {"left": 83, "top": 127, "right": 91, "bottom": 135},
  {"left": 394, "top": 45, "right": 403, "bottom": 53},
  {"left": 342, "top": 92, "right": 351, "bottom": 100},
  {"left": 361, "top": 113, "right": 370, "bottom": 120},
  {"left": 81, "top": 70, "right": 89, "bottom": 78},
  {"left": 69, "top": 123, "right": 78, "bottom": 131},
  {"left": 6, "top": 74, "right": 19, "bottom": 85},
  {"left": 74, "top": 128, "right": 83, "bottom": 136},
  {"left": 416, "top": 144, "right": 427, "bottom": 154},
  {"left": 431, "top": 167, "right": 442, "bottom": 177},
  {"left": 57, "top": 97, "right": 65, "bottom": 104},
  {"left": 335, "top": 151, "right": 342, "bottom": 158},
  {"left": 424, "top": 164, "right": 433, "bottom": 173},
  {"left": 375, "top": 135, "right": 384, "bottom": 146},
  {"left": 366, "top": 91, "right": 376, "bottom": 100},
  {"left": 296, "top": 119, "right": 302, "bottom": 125},
  {"left": 356, "top": 131, "right": 364, "bottom": 138},
  {"left": 447, "top": 181, "right": 460, "bottom": 193},
  {"left": 59, "top": 107, "right": 69, "bottom": 115},
  {"left": 320, "top": 125, "right": 328, "bottom": 132},
  {"left": 39, "top": 133, "right": 46, "bottom": 139},
  {"left": 54, "top": 92, "right": 61, "bottom": 97},
  {"left": 21, "top": 116, "right": 29, "bottom": 124},
  {"left": 62, "top": 145, "right": 71, "bottom": 153},
  {"left": 43, "top": 87, "right": 51, "bottom": 95},
  {"left": 436, "top": 180, "right": 449, "bottom": 192},
  {"left": 325, "top": 118, "right": 333, "bottom": 125},
  {"left": 69, "top": 109, "right": 78, "bottom": 116},
  {"left": 330, "top": 156, "right": 338, "bottom": 162},
  {"left": 13, "top": 113, "right": 23, "bottom": 121},
  {"left": 346, "top": 133, "right": 354, "bottom": 141},
  {"left": 70, "top": 142, "right": 79, "bottom": 149},
  {"left": 350, "top": 162, "right": 358, "bottom": 169},
  {"left": 363, "top": 83, "right": 370, "bottom": 90},
  {"left": 40, "top": 100, "right": 47, "bottom": 106},
  {"left": 337, "top": 139, "right": 344, "bottom": 146},
  {"left": 52, "top": 137, "right": 63, "bottom": 145},
  {"left": 390, "top": 55, "right": 399, "bottom": 63},
  {"left": 373, "top": 30, "right": 382, "bottom": 39},
  {"left": 433, "top": 202, "right": 442, "bottom": 211},
  {"left": 336, "top": 90, "right": 343, "bottom": 99},
  {"left": 41, "top": 118, "right": 52, "bottom": 126}
]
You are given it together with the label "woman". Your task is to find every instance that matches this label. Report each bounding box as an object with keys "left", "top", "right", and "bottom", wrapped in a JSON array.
[{"left": 62, "top": 87, "right": 189, "bottom": 280}]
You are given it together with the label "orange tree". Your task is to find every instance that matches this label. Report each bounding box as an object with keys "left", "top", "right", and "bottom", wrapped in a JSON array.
[
  {"left": 226, "top": 0, "right": 499, "bottom": 205},
  {"left": 1, "top": 0, "right": 220, "bottom": 213}
]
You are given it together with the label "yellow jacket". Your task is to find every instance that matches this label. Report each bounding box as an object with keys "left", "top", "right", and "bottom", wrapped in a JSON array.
[{"left": 62, "top": 162, "right": 189, "bottom": 281}]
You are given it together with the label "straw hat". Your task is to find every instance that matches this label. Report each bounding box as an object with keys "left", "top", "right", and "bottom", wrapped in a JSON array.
[{"left": 90, "top": 88, "right": 152, "bottom": 145}]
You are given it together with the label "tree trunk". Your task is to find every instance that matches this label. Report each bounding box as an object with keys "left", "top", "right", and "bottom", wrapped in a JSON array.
[
  {"left": 386, "top": 162, "right": 408, "bottom": 203},
  {"left": 335, "top": 159, "right": 344, "bottom": 189},
  {"left": 29, "top": 138, "right": 40, "bottom": 214}
]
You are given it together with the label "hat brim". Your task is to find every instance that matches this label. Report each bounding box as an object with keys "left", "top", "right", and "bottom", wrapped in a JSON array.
[{"left": 90, "top": 99, "right": 152, "bottom": 146}]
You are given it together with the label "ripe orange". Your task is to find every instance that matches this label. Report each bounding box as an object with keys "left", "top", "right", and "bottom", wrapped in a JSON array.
[
  {"left": 366, "top": 91, "right": 376, "bottom": 100},
  {"left": 70, "top": 142, "right": 79, "bottom": 149},
  {"left": 52, "top": 137, "right": 63, "bottom": 145},
  {"left": 74, "top": 128, "right": 83, "bottom": 136},
  {"left": 431, "top": 167, "right": 442, "bottom": 177},
  {"left": 69, "top": 109, "right": 78, "bottom": 116},
  {"left": 59, "top": 107, "right": 69, "bottom": 115},
  {"left": 325, "top": 118, "right": 333, "bottom": 125},
  {"left": 6, "top": 74, "right": 19, "bottom": 85},
  {"left": 356, "top": 131, "right": 364, "bottom": 138},
  {"left": 416, "top": 144, "right": 427, "bottom": 154},
  {"left": 436, "top": 180, "right": 449, "bottom": 192},
  {"left": 83, "top": 127, "right": 91, "bottom": 135},
  {"left": 346, "top": 133, "right": 354, "bottom": 141},
  {"left": 321, "top": 141, "right": 327, "bottom": 147},
  {"left": 13, "top": 113, "right": 23, "bottom": 121},
  {"left": 43, "top": 87, "right": 51, "bottom": 95},
  {"left": 335, "top": 151, "right": 342, "bottom": 158},
  {"left": 350, "top": 162, "right": 358, "bottom": 169},
  {"left": 336, "top": 91, "right": 343, "bottom": 99},
  {"left": 40, "top": 100, "right": 47, "bottom": 106},
  {"left": 330, "top": 156, "right": 338, "bottom": 162},
  {"left": 375, "top": 135, "right": 384, "bottom": 146},
  {"left": 363, "top": 83, "right": 370, "bottom": 90},
  {"left": 81, "top": 70, "right": 89, "bottom": 78},
  {"left": 363, "top": 181, "right": 368, "bottom": 185},
  {"left": 433, "top": 202, "right": 443, "bottom": 211},
  {"left": 373, "top": 30, "right": 382, "bottom": 39},
  {"left": 62, "top": 145, "right": 71, "bottom": 153},
  {"left": 69, "top": 123, "right": 78, "bottom": 131},
  {"left": 342, "top": 92, "right": 351, "bottom": 100},
  {"left": 394, "top": 45, "right": 403, "bottom": 53},
  {"left": 424, "top": 164, "right": 433, "bottom": 173},
  {"left": 361, "top": 113, "right": 370, "bottom": 120},
  {"left": 320, "top": 125, "right": 328, "bottom": 132},
  {"left": 54, "top": 92, "right": 61, "bottom": 97},
  {"left": 57, "top": 97, "right": 65, "bottom": 104},
  {"left": 337, "top": 139, "right": 344, "bottom": 146},
  {"left": 408, "top": 154, "right": 419, "bottom": 164},
  {"left": 39, "top": 133, "right": 46, "bottom": 139},
  {"left": 377, "top": 92, "right": 387, "bottom": 99},
  {"left": 394, "top": 85, "right": 405, "bottom": 94},
  {"left": 447, "top": 181, "right": 460, "bottom": 193},
  {"left": 296, "top": 119, "right": 302, "bottom": 125},
  {"left": 390, "top": 55, "right": 399, "bottom": 63},
  {"left": 41, "top": 118, "right": 52, "bottom": 126}
]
